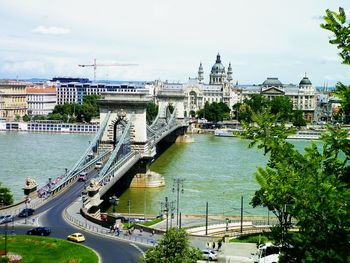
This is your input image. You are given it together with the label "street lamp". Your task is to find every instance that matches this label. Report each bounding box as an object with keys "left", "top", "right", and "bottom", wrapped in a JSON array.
[
  {"left": 172, "top": 178, "right": 184, "bottom": 228},
  {"left": 109, "top": 195, "right": 119, "bottom": 213}
]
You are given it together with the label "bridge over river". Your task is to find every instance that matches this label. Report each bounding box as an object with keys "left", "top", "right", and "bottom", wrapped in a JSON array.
[{"left": 26, "top": 88, "right": 190, "bottom": 219}]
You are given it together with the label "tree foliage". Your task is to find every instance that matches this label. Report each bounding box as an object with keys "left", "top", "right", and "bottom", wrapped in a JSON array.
[
  {"left": 321, "top": 7, "right": 350, "bottom": 123},
  {"left": 146, "top": 102, "right": 158, "bottom": 125},
  {"left": 46, "top": 94, "right": 101, "bottom": 123},
  {"left": 242, "top": 111, "right": 350, "bottom": 262},
  {"left": 236, "top": 94, "right": 297, "bottom": 124},
  {"left": 0, "top": 182, "right": 13, "bottom": 206},
  {"left": 321, "top": 7, "right": 350, "bottom": 65},
  {"left": 197, "top": 101, "right": 231, "bottom": 122},
  {"left": 143, "top": 228, "right": 202, "bottom": 263}
]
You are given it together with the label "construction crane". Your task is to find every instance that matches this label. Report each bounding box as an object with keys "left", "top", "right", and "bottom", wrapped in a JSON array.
[{"left": 78, "top": 58, "right": 138, "bottom": 82}]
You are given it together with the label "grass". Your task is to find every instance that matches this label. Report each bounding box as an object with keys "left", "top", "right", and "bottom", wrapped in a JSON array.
[
  {"left": 0, "top": 235, "right": 98, "bottom": 263},
  {"left": 139, "top": 218, "right": 163, "bottom": 227},
  {"left": 230, "top": 232, "right": 274, "bottom": 245}
]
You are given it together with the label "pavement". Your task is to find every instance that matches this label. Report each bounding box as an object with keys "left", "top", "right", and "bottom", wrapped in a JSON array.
[{"left": 64, "top": 197, "right": 259, "bottom": 262}]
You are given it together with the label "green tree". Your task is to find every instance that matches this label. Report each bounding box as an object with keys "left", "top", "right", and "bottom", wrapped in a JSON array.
[
  {"left": 321, "top": 7, "right": 350, "bottom": 123},
  {"left": 270, "top": 96, "right": 293, "bottom": 121},
  {"left": 291, "top": 110, "right": 307, "bottom": 127},
  {"left": 143, "top": 228, "right": 202, "bottom": 263},
  {"left": 0, "top": 182, "right": 14, "bottom": 206},
  {"left": 146, "top": 102, "right": 158, "bottom": 124},
  {"left": 22, "top": 114, "right": 31, "bottom": 122},
  {"left": 243, "top": 112, "right": 350, "bottom": 262}
]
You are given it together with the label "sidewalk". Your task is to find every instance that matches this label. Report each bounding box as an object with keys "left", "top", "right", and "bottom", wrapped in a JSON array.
[
  {"left": 65, "top": 197, "right": 259, "bottom": 262},
  {"left": 65, "top": 197, "right": 162, "bottom": 247}
]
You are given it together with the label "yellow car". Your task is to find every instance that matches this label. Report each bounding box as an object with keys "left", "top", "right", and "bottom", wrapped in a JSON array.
[{"left": 67, "top": 233, "right": 85, "bottom": 243}]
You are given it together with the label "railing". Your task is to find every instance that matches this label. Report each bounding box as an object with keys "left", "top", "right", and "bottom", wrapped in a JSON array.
[{"left": 63, "top": 208, "right": 157, "bottom": 246}]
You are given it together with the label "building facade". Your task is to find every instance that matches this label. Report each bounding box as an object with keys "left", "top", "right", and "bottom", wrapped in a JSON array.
[
  {"left": 27, "top": 87, "right": 57, "bottom": 116},
  {"left": 238, "top": 76, "right": 316, "bottom": 121},
  {"left": 154, "top": 54, "right": 238, "bottom": 117},
  {"left": 0, "top": 81, "right": 28, "bottom": 121},
  {"left": 56, "top": 82, "right": 146, "bottom": 105}
]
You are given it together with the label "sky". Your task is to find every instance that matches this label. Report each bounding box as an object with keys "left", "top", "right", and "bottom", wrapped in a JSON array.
[{"left": 0, "top": 0, "right": 349, "bottom": 86}]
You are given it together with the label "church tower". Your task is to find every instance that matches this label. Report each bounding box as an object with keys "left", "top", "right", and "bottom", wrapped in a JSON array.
[
  {"left": 198, "top": 62, "right": 204, "bottom": 84},
  {"left": 209, "top": 53, "right": 226, "bottom": 85},
  {"left": 227, "top": 62, "right": 233, "bottom": 83}
]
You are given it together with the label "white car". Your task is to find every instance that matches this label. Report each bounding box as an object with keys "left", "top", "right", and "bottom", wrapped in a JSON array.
[
  {"left": 95, "top": 161, "right": 103, "bottom": 169},
  {"left": 202, "top": 249, "right": 218, "bottom": 261},
  {"left": 0, "top": 214, "right": 13, "bottom": 224}
]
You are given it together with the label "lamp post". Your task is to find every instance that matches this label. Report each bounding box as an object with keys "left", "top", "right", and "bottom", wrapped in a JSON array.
[
  {"left": 172, "top": 178, "right": 184, "bottom": 228},
  {"left": 24, "top": 195, "right": 29, "bottom": 224},
  {"left": 109, "top": 195, "right": 119, "bottom": 213}
]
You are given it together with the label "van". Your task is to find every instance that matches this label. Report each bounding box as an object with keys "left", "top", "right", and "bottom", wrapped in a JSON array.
[{"left": 95, "top": 161, "right": 103, "bottom": 169}]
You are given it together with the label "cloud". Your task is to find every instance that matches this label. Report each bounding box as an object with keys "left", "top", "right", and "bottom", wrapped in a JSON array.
[{"left": 32, "top": 26, "right": 70, "bottom": 35}]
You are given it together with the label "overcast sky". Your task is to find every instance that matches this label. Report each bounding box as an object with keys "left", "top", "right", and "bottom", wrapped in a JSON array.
[{"left": 0, "top": 0, "right": 349, "bottom": 86}]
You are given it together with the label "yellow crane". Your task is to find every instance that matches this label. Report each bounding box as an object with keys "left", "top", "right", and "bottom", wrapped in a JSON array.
[{"left": 78, "top": 58, "right": 138, "bottom": 82}]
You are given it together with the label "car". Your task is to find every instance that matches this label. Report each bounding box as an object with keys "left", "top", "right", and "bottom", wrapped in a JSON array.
[
  {"left": 27, "top": 227, "right": 51, "bottom": 236},
  {"left": 202, "top": 249, "right": 218, "bottom": 261},
  {"left": 0, "top": 214, "right": 13, "bottom": 224},
  {"left": 95, "top": 161, "right": 103, "bottom": 169},
  {"left": 78, "top": 172, "right": 88, "bottom": 182},
  {"left": 67, "top": 232, "right": 85, "bottom": 243},
  {"left": 18, "top": 208, "right": 35, "bottom": 218}
]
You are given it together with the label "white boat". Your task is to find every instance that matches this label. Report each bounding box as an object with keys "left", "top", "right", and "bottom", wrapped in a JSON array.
[
  {"left": 214, "top": 128, "right": 236, "bottom": 137},
  {"left": 287, "top": 131, "right": 321, "bottom": 140}
]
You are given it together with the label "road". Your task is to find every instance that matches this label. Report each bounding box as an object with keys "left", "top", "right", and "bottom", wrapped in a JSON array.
[{"left": 13, "top": 173, "right": 147, "bottom": 263}]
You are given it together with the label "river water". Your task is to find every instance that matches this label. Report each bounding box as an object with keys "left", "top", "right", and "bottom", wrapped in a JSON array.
[{"left": 0, "top": 132, "right": 312, "bottom": 217}]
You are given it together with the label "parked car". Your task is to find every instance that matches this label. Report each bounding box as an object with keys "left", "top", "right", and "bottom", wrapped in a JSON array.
[
  {"left": 67, "top": 232, "right": 85, "bottom": 243},
  {"left": 0, "top": 215, "right": 13, "bottom": 224},
  {"left": 27, "top": 227, "right": 51, "bottom": 236},
  {"left": 78, "top": 172, "right": 88, "bottom": 182},
  {"left": 95, "top": 161, "right": 103, "bottom": 169},
  {"left": 202, "top": 249, "right": 218, "bottom": 261},
  {"left": 18, "top": 208, "right": 35, "bottom": 217}
]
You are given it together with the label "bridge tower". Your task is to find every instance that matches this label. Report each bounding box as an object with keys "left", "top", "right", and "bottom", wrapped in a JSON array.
[
  {"left": 97, "top": 90, "right": 152, "bottom": 155},
  {"left": 156, "top": 90, "right": 185, "bottom": 119}
]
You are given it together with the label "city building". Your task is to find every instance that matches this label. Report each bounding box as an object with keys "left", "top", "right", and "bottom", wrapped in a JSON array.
[
  {"left": 0, "top": 81, "right": 28, "bottom": 121},
  {"left": 27, "top": 86, "right": 57, "bottom": 116},
  {"left": 238, "top": 75, "right": 316, "bottom": 121},
  {"left": 56, "top": 82, "right": 146, "bottom": 104},
  {"left": 153, "top": 53, "right": 238, "bottom": 117}
]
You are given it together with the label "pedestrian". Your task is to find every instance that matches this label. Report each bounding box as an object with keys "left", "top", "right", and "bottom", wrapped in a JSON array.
[
  {"left": 212, "top": 242, "right": 216, "bottom": 250},
  {"left": 218, "top": 240, "right": 222, "bottom": 251},
  {"left": 151, "top": 230, "right": 155, "bottom": 236},
  {"left": 109, "top": 225, "right": 113, "bottom": 233}
]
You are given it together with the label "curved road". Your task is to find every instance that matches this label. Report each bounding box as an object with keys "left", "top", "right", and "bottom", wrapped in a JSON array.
[{"left": 14, "top": 176, "right": 147, "bottom": 262}]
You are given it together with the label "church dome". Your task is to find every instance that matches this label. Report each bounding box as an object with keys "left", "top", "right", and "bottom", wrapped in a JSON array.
[
  {"left": 262, "top": 77, "right": 282, "bottom": 87},
  {"left": 211, "top": 53, "right": 225, "bottom": 74},
  {"left": 299, "top": 76, "right": 312, "bottom": 86}
]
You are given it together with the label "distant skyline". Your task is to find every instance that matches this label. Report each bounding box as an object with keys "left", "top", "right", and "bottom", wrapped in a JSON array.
[{"left": 0, "top": 0, "right": 349, "bottom": 86}]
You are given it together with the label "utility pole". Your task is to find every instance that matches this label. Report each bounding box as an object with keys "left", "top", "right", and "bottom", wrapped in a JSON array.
[
  {"left": 240, "top": 196, "right": 243, "bottom": 233},
  {"left": 205, "top": 202, "right": 208, "bottom": 235},
  {"left": 172, "top": 178, "right": 184, "bottom": 228}
]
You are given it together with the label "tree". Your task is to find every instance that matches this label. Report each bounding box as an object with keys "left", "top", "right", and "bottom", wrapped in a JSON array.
[
  {"left": 22, "top": 114, "right": 31, "bottom": 122},
  {"left": 321, "top": 7, "right": 350, "bottom": 123},
  {"left": 270, "top": 96, "right": 293, "bottom": 121},
  {"left": 146, "top": 102, "right": 158, "bottom": 124},
  {"left": 0, "top": 182, "right": 14, "bottom": 206},
  {"left": 243, "top": 112, "right": 350, "bottom": 262},
  {"left": 321, "top": 7, "right": 350, "bottom": 65},
  {"left": 143, "top": 228, "right": 202, "bottom": 263},
  {"left": 291, "top": 110, "right": 307, "bottom": 127}
]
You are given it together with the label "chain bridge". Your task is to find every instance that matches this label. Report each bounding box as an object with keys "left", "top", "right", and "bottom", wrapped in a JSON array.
[{"left": 38, "top": 89, "right": 188, "bottom": 217}]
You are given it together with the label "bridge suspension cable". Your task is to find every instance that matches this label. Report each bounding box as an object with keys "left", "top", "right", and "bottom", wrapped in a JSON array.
[{"left": 96, "top": 113, "right": 135, "bottom": 182}]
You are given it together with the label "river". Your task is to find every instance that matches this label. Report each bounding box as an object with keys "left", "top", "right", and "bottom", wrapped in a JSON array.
[{"left": 0, "top": 131, "right": 312, "bottom": 217}]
